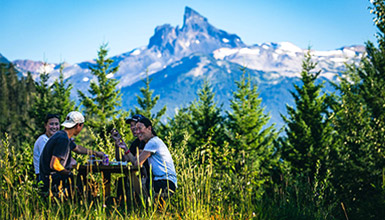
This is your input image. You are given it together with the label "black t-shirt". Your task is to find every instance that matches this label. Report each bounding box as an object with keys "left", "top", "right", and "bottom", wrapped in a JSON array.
[
  {"left": 39, "top": 130, "right": 76, "bottom": 178},
  {"left": 129, "top": 138, "right": 146, "bottom": 156}
]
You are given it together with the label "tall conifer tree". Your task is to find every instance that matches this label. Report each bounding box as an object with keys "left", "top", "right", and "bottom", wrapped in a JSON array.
[
  {"left": 226, "top": 69, "right": 278, "bottom": 172},
  {"left": 78, "top": 44, "right": 122, "bottom": 133},
  {"left": 328, "top": 1, "right": 385, "bottom": 217},
  {"left": 225, "top": 69, "right": 279, "bottom": 199},
  {"left": 1, "top": 63, "right": 36, "bottom": 145},
  {"left": 279, "top": 50, "right": 334, "bottom": 182},
  {"left": 188, "top": 80, "right": 224, "bottom": 155},
  {"left": 134, "top": 73, "right": 166, "bottom": 129},
  {"left": 51, "top": 64, "right": 77, "bottom": 119},
  {"left": 29, "top": 71, "right": 53, "bottom": 137},
  {"left": 18, "top": 72, "right": 36, "bottom": 142},
  {"left": 160, "top": 107, "right": 192, "bottom": 150},
  {"left": 0, "top": 64, "right": 10, "bottom": 135}
]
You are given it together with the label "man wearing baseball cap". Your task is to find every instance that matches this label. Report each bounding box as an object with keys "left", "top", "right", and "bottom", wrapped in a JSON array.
[
  {"left": 39, "top": 111, "right": 105, "bottom": 195},
  {"left": 113, "top": 116, "right": 177, "bottom": 197},
  {"left": 113, "top": 114, "right": 150, "bottom": 198},
  {"left": 114, "top": 114, "right": 146, "bottom": 161}
]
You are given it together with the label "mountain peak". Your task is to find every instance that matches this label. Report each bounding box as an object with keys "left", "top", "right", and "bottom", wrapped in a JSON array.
[
  {"left": 183, "top": 6, "right": 207, "bottom": 27},
  {"left": 0, "top": 53, "right": 11, "bottom": 64},
  {"left": 148, "top": 6, "right": 245, "bottom": 54}
]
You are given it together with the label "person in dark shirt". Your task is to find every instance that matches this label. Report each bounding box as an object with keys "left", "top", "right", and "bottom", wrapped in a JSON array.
[{"left": 39, "top": 111, "right": 105, "bottom": 195}]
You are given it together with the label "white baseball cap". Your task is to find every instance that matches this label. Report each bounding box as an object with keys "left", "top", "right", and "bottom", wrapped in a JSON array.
[{"left": 61, "top": 111, "right": 85, "bottom": 128}]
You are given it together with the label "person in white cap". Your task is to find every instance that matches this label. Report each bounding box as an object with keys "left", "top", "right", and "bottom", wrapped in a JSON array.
[{"left": 39, "top": 111, "right": 105, "bottom": 194}]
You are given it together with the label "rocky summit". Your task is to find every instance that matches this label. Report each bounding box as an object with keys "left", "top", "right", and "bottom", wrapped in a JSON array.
[{"left": 8, "top": 7, "right": 365, "bottom": 128}]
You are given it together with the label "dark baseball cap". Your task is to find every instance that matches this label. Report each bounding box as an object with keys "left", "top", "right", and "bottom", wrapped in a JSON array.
[{"left": 125, "top": 114, "right": 144, "bottom": 123}]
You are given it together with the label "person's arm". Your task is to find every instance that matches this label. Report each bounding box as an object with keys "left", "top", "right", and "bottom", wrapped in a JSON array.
[
  {"left": 115, "top": 144, "right": 122, "bottom": 161},
  {"left": 133, "top": 150, "right": 151, "bottom": 167},
  {"left": 115, "top": 139, "right": 136, "bottom": 163},
  {"left": 49, "top": 156, "right": 71, "bottom": 175},
  {"left": 33, "top": 142, "right": 41, "bottom": 174},
  {"left": 33, "top": 136, "right": 48, "bottom": 174},
  {"left": 110, "top": 129, "right": 137, "bottom": 163},
  {"left": 111, "top": 129, "right": 126, "bottom": 161},
  {"left": 72, "top": 145, "right": 104, "bottom": 158}
]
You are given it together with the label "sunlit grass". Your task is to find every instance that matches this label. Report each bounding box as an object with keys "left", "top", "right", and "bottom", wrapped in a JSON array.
[{"left": 0, "top": 131, "right": 336, "bottom": 219}]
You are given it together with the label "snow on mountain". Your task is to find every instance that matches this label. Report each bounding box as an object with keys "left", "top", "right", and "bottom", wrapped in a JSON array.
[
  {"left": 110, "top": 6, "right": 245, "bottom": 87},
  {"left": 10, "top": 7, "right": 364, "bottom": 86},
  {"left": 213, "top": 42, "right": 364, "bottom": 81},
  {"left": 3, "top": 7, "right": 367, "bottom": 127},
  {"left": 12, "top": 59, "right": 57, "bottom": 79}
]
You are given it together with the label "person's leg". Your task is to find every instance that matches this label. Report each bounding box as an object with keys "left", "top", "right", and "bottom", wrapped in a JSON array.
[
  {"left": 40, "top": 175, "right": 50, "bottom": 194},
  {"left": 153, "top": 179, "right": 176, "bottom": 197},
  {"left": 50, "top": 173, "right": 74, "bottom": 197},
  {"left": 152, "top": 179, "right": 175, "bottom": 209},
  {"left": 116, "top": 177, "right": 128, "bottom": 200}
]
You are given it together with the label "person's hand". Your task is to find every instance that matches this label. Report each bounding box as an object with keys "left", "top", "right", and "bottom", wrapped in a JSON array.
[
  {"left": 59, "top": 169, "right": 73, "bottom": 177},
  {"left": 116, "top": 140, "right": 127, "bottom": 150},
  {"left": 110, "top": 129, "right": 122, "bottom": 142}
]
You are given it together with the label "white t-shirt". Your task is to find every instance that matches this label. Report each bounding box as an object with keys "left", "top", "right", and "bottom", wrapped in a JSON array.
[
  {"left": 33, "top": 134, "right": 49, "bottom": 174},
  {"left": 144, "top": 136, "right": 177, "bottom": 187}
]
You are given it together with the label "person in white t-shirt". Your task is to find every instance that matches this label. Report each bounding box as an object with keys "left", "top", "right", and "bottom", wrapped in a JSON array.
[
  {"left": 115, "top": 117, "right": 177, "bottom": 196},
  {"left": 33, "top": 114, "right": 60, "bottom": 181}
]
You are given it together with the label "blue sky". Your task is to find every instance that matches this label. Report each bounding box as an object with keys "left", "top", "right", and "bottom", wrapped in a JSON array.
[{"left": 0, "top": 0, "right": 378, "bottom": 64}]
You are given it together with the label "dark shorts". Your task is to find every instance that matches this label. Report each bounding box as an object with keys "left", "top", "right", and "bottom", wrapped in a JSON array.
[
  {"left": 146, "top": 179, "right": 176, "bottom": 196},
  {"left": 41, "top": 172, "right": 73, "bottom": 193}
]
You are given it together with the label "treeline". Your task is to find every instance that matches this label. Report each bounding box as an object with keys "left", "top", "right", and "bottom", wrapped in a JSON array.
[{"left": 1, "top": 1, "right": 385, "bottom": 219}]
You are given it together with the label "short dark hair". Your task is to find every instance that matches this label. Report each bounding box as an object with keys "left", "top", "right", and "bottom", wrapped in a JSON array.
[
  {"left": 125, "top": 114, "right": 144, "bottom": 124},
  {"left": 44, "top": 114, "right": 60, "bottom": 123},
  {"left": 138, "top": 117, "right": 157, "bottom": 136}
]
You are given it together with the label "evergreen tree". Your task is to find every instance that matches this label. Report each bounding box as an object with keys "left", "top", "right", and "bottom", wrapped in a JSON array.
[
  {"left": 27, "top": 64, "right": 76, "bottom": 142},
  {"left": 18, "top": 72, "right": 36, "bottom": 143},
  {"left": 279, "top": 50, "right": 334, "bottom": 182},
  {"left": 29, "top": 70, "right": 53, "bottom": 137},
  {"left": 78, "top": 44, "right": 122, "bottom": 134},
  {"left": 226, "top": 69, "right": 276, "bottom": 156},
  {"left": 134, "top": 73, "right": 166, "bottom": 129},
  {"left": 327, "top": 1, "right": 385, "bottom": 218},
  {"left": 226, "top": 69, "right": 278, "bottom": 170},
  {"left": 6, "top": 63, "right": 22, "bottom": 142},
  {"left": 160, "top": 107, "right": 192, "bottom": 149},
  {"left": 0, "top": 64, "right": 10, "bottom": 135},
  {"left": 188, "top": 80, "right": 224, "bottom": 156},
  {"left": 330, "top": 63, "right": 385, "bottom": 219},
  {"left": 0, "top": 63, "right": 36, "bottom": 145},
  {"left": 51, "top": 64, "right": 77, "bottom": 119},
  {"left": 224, "top": 69, "right": 279, "bottom": 200}
]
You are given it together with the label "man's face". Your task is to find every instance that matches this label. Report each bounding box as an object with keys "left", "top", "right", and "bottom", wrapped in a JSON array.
[
  {"left": 74, "top": 123, "right": 84, "bottom": 136},
  {"left": 130, "top": 121, "right": 138, "bottom": 137},
  {"left": 136, "top": 122, "right": 152, "bottom": 142},
  {"left": 45, "top": 118, "right": 60, "bottom": 137}
]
